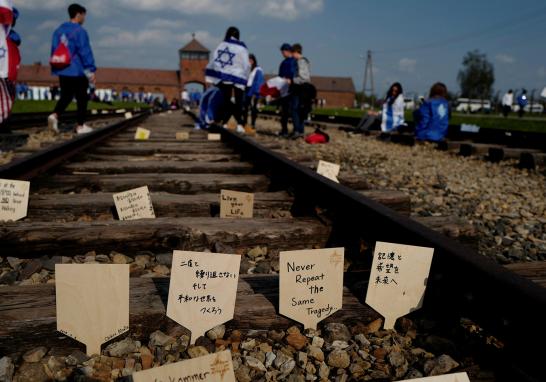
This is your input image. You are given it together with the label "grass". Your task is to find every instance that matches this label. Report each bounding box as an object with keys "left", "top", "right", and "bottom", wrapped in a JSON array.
[
  {"left": 263, "top": 105, "right": 546, "bottom": 133},
  {"left": 12, "top": 100, "right": 150, "bottom": 114}
]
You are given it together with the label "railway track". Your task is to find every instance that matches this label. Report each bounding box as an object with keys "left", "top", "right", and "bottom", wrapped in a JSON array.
[{"left": 0, "top": 111, "right": 544, "bottom": 381}]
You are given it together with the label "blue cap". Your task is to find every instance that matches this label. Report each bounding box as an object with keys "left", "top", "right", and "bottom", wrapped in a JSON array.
[{"left": 280, "top": 43, "right": 293, "bottom": 52}]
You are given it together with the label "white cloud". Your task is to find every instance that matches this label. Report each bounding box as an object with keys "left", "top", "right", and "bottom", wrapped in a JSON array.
[
  {"left": 398, "top": 58, "right": 417, "bottom": 73},
  {"left": 147, "top": 18, "right": 185, "bottom": 29},
  {"left": 36, "top": 20, "right": 60, "bottom": 31},
  {"left": 16, "top": 0, "right": 323, "bottom": 20},
  {"left": 495, "top": 53, "right": 515, "bottom": 64}
]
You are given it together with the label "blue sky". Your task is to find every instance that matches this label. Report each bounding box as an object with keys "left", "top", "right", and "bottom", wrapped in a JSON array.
[{"left": 15, "top": 0, "right": 546, "bottom": 97}]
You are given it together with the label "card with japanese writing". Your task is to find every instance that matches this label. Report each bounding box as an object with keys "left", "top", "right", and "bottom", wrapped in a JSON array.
[
  {"left": 167, "top": 251, "right": 241, "bottom": 344},
  {"left": 366, "top": 241, "right": 434, "bottom": 330}
]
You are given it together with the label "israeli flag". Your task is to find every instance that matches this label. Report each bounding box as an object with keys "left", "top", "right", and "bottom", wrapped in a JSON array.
[
  {"left": 0, "top": 0, "right": 13, "bottom": 79},
  {"left": 205, "top": 38, "right": 250, "bottom": 90}
]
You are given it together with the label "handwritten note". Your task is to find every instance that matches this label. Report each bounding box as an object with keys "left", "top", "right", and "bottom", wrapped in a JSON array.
[
  {"left": 398, "top": 372, "right": 470, "bottom": 382},
  {"left": 133, "top": 350, "right": 236, "bottom": 382},
  {"left": 317, "top": 160, "right": 340, "bottom": 183},
  {"left": 219, "top": 190, "right": 254, "bottom": 219},
  {"left": 167, "top": 251, "right": 241, "bottom": 344},
  {"left": 280, "top": 248, "right": 344, "bottom": 329},
  {"left": 135, "top": 127, "right": 151, "bottom": 140},
  {"left": 113, "top": 186, "right": 155, "bottom": 220},
  {"left": 176, "top": 132, "right": 190, "bottom": 141},
  {"left": 0, "top": 179, "right": 30, "bottom": 222},
  {"left": 366, "top": 241, "right": 434, "bottom": 330},
  {"left": 208, "top": 133, "right": 221, "bottom": 141},
  {"left": 124, "top": 112, "right": 133, "bottom": 120},
  {"left": 56, "top": 264, "right": 129, "bottom": 356}
]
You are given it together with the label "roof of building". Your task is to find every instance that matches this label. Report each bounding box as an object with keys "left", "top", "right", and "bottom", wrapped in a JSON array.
[
  {"left": 265, "top": 74, "right": 355, "bottom": 93},
  {"left": 18, "top": 64, "right": 180, "bottom": 87},
  {"left": 179, "top": 37, "right": 210, "bottom": 53}
]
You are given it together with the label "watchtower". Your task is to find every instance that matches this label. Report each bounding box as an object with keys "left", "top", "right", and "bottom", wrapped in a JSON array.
[{"left": 179, "top": 34, "right": 210, "bottom": 90}]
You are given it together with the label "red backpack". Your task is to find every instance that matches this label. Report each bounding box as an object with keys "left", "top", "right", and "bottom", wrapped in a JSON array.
[{"left": 49, "top": 31, "right": 76, "bottom": 69}]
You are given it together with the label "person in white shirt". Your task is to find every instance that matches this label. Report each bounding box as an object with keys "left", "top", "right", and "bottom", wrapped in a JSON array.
[
  {"left": 381, "top": 82, "right": 405, "bottom": 132},
  {"left": 501, "top": 89, "right": 513, "bottom": 117}
]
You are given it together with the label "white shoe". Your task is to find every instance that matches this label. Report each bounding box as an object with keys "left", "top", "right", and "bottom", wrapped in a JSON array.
[
  {"left": 236, "top": 125, "right": 245, "bottom": 134},
  {"left": 48, "top": 113, "right": 59, "bottom": 133},
  {"left": 75, "top": 124, "right": 93, "bottom": 134}
]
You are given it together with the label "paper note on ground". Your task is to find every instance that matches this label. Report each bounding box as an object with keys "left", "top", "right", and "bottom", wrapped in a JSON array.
[
  {"left": 366, "top": 241, "right": 434, "bottom": 330},
  {"left": 220, "top": 189, "right": 254, "bottom": 219},
  {"left": 176, "top": 132, "right": 190, "bottom": 141},
  {"left": 133, "top": 350, "right": 236, "bottom": 382},
  {"left": 208, "top": 133, "right": 221, "bottom": 141},
  {"left": 135, "top": 127, "right": 151, "bottom": 140},
  {"left": 167, "top": 251, "right": 241, "bottom": 344},
  {"left": 113, "top": 186, "right": 155, "bottom": 220},
  {"left": 56, "top": 264, "right": 129, "bottom": 356},
  {"left": 280, "top": 248, "right": 344, "bottom": 329},
  {"left": 397, "top": 372, "right": 470, "bottom": 382},
  {"left": 317, "top": 160, "right": 340, "bottom": 183},
  {"left": 0, "top": 179, "right": 30, "bottom": 222},
  {"left": 124, "top": 111, "right": 133, "bottom": 119}
]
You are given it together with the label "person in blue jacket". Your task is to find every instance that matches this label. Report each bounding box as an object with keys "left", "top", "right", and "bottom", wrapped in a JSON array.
[
  {"left": 415, "top": 82, "right": 450, "bottom": 142},
  {"left": 517, "top": 89, "right": 528, "bottom": 118},
  {"left": 242, "top": 54, "right": 264, "bottom": 130},
  {"left": 278, "top": 43, "right": 297, "bottom": 137},
  {"left": 48, "top": 3, "right": 96, "bottom": 135}
]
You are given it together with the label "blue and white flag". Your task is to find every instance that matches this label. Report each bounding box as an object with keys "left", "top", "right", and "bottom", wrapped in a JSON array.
[
  {"left": 0, "top": 0, "right": 13, "bottom": 79},
  {"left": 205, "top": 38, "right": 250, "bottom": 90}
]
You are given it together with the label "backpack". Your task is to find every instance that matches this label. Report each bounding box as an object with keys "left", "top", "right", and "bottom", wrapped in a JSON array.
[
  {"left": 305, "top": 128, "right": 330, "bottom": 144},
  {"left": 50, "top": 31, "right": 76, "bottom": 69}
]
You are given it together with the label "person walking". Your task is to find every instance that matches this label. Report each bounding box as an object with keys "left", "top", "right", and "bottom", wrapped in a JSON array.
[
  {"left": 501, "top": 89, "right": 513, "bottom": 117},
  {"left": 380, "top": 82, "right": 405, "bottom": 132},
  {"left": 278, "top": 43, "right": 296, "bottom": 137},
  {"left": 290, "top": 43, "right": 312, "bottom": 139},
  {"left": 205, "top": 26, "right": 250, "bottom": 134},
  {"left": 415, "top": 82, "right": 450, "bottom": 142},
  {"left": 48, "top": 3, "right": 96, "bottom": 134},
  {"left": 242, "top": 53, "right": 264, "bottom": 131},
  {"left": 517, "top": 89, "right": 528, "bottom": 118}
]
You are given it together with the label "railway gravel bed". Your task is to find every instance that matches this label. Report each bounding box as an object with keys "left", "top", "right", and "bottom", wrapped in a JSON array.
[{"left": 254, "top": 118, "right": 546, "bottom": 265}]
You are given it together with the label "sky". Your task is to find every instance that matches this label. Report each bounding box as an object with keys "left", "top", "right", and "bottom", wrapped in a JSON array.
[{"left": 14, "top": 0, "right": 546, "bottom": 98}]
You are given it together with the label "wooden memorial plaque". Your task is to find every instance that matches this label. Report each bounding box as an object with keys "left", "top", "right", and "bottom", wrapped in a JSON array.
[
  {"left": 133, "top": 350, "right": 236, "bottom": 382},
  {"left": 397, "top": 372, "right": 470, "bottom": 382},
  {"left": 208, "top": 133, "right": 221, "bottom": 141},
  {"left": 55, "top": 264, "right": 129, "bottom": 356},
  {"left": 113, "top": 186, "right": 155, "bottom": 220},
  {"left": 366, "top": 241, "right": 434, "bottom": 330},
  {"left": 124, "top": 111, "right": 133, "bottom": 119},
  {"left": 219, "top": 190, "right": 254, "bottom": 219},
  {"left": 176, "top": 132, "right": 190, "bottom": 141},
  {"left": 135, "top": 127, "right": 151, "bottom": 140},
  {"left": 0, "top": 179, "right": 30, "bottom": 222},
  {"left": 279, "top": 248, "right": 344, "bottom": 329},
  {"left": 317, "top": 160, "right": 340, "bottom": 183},
  {"left": 167, "top": 251, "right": 241, "bottom": 344}
]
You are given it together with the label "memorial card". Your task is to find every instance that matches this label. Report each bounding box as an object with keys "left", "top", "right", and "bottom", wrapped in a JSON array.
[
  {"left": 280, "top": 248, "right": 344, "bottom": 329},
  {"left": 135, "top": 127, "right": 151, "bottom": 140},
  {"left": 208, "top": 133, "right": 221, "bottom": 141},
  {"left": 317, "top": 160, "right": 340, "bottom": 183},
  {"left": 56, "top": 264, "right": 129, "bottom": 356},
  {"left": 167, "top": 251, "right": 241, "bottom": 344},
  {"left": 133, "top": 350, "right": 236, "bottom": 382},
  {"left": 219, "top": 190, "right": 254, "bottom": 219},
  {"left": 113, "top": 186, "right": 155, "bottom": 220},
  {"left": 366, "top": 241, "right": 434, "bottom": 330},
  {"left": 176, "top": 132, "right": 190, "bottom": 141},
  {"left": 0, "top": 179, "right": 30, "bottom": 222}
]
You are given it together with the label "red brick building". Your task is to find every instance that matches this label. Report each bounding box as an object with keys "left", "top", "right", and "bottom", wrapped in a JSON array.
[{"left": 18, "top": 37, "right": 355, "bottom": 107}]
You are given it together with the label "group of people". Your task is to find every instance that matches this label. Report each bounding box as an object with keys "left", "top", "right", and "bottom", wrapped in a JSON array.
[
  {"left": 362, "top": 81, "right": 450, "bottom": 142},
  {"left": 201, "top": 27, "right": 315, "bottom": 138},
  {"left": 0, "top": 0, "right": 21, "bottom": 129},
  {"left": 501, "top": 89, "right": 529, "bottom": 118}
]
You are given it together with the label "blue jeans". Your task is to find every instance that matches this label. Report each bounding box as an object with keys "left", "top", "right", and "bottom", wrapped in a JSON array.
[{"left": 291, "top": 94, "right": 304, "bottom": 134}]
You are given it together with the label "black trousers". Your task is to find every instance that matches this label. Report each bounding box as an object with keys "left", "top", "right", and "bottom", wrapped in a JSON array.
[
  {"left": 279, "top": 95, "right": 292, "bottom": 134},
  {"left": 242, "top": 93, "right": 259, "bottom": 127},
  {"left": 54, "top": 76, "right": 89, "bottom": 125},
  {"left": 217, "top": 83, "right": 244, "bottom": 125}
]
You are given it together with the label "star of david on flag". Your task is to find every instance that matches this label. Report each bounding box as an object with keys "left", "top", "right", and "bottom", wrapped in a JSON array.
[
  {"left": 0, "top": 47, "right": 6, "bottom": 59},
  {"left": 214, "top": 46, "right": 235, "bottom": 69}
]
